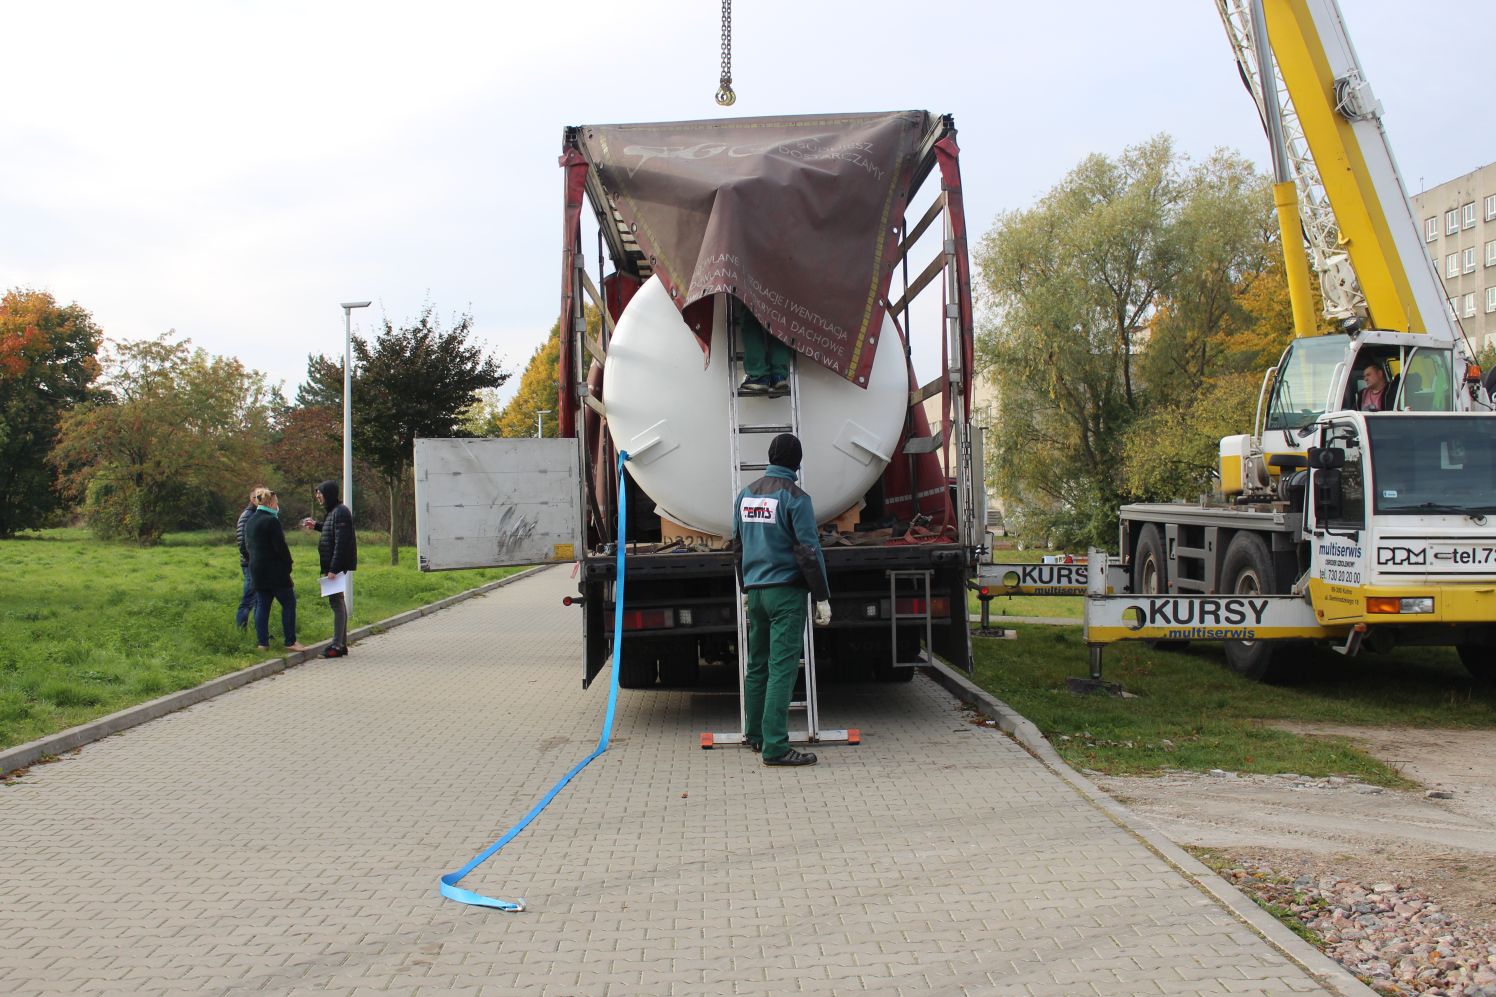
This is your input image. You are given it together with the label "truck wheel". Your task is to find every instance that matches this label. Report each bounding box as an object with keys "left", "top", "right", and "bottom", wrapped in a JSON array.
[
  {"left": 1455, "top": 645, "right": 1495, "bottom": 683},
  {"left": 1133, "top": 524, "right": 1189, "bottom": 649},
  {"left": 1220, "top": 532, "right": 1292, "bottom": 683},
  {"left": 656, "top": 638, "right": 701, "bottom": 687},
  {"left": 1133, "top": 524, "right": 1167, "bottom": 595},
  {"left": 616, "top": 645, "right": 658, "bottom": 688}
]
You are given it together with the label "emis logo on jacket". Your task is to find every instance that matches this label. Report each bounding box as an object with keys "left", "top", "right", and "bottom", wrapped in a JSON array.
[{"left": 741, "top": 496, "right": 779, "bottom": 524}]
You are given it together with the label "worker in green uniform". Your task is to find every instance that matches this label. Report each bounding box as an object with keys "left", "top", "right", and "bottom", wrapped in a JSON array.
[
  {"left": 731, "top": 433, "right": 831, "bottom": 766},
  {"left": 735, "top": 303, "right": 792, "bottom": 397}
]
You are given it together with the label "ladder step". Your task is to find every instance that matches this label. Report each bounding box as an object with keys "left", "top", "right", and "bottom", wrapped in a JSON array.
[
  {"left": 738, "top": 424, "right": 792, "bottom": 434},
  {"left": 739, "top": 462, "right": 768, "bottom": 472}
]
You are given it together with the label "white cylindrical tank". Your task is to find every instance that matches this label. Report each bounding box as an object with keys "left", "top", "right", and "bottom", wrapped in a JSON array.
[{"left": 602, "top": 275, "right": 907, "bottom": 537}]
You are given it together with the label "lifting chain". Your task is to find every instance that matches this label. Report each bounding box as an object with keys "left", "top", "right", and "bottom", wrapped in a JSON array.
[{"left": 715, "top": 0, "right": 735, "bottom": 106}]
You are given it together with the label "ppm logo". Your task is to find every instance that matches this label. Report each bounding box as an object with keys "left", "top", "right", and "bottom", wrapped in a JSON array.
[{"left": 1376, "top": 546, "right": 1428, "bottom": 566}]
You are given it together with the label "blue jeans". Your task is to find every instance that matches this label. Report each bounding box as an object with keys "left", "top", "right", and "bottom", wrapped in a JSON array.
[
  {"left": 254, "top": 586, "right": 297, "bottom": 647},
  {"left": 234, "top": 564, "right": 256, "bottom": 629}
]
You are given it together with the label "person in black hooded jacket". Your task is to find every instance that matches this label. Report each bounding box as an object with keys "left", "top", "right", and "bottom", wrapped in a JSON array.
[{"left": 302, "top": 480, "right": 357, "bottom": 658}]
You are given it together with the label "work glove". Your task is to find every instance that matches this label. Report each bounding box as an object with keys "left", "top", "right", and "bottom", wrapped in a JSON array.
[{"left": 813, "top": 600, "right": 832, "bottom": 626}]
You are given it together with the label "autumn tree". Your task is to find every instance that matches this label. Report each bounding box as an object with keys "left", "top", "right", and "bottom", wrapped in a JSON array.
[
  {"left": 0, "top": 289, "right": 104, "bottom": 535},
  {"left": 1121, "top": 251, "right": 1323, "bottom": 501},
  {"left": 315, "top": 305, "right": 508, "bottom": 565},
  {"left": 491, "top": 322, "right": 562, "bottom": 437},
  {"left": 51, "top": 335, "right": 278, "bottom": 544}
]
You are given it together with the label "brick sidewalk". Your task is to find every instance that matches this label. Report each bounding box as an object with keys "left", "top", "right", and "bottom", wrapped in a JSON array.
[{"left": 0, "top": 567, "right": 1345, "bottom": 995}]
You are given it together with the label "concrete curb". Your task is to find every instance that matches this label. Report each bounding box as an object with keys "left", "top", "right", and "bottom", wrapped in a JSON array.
[
  {"left": 920, "top": 660, "right": 1376, "bottom": 997},
  {"left": 0, "top": 565, "right": 550, "bottom": 777}
]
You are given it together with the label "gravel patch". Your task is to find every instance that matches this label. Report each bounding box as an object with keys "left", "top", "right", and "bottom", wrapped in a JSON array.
[{"left": 1223, "top": 860, "right": 1496, "bottom": 996}]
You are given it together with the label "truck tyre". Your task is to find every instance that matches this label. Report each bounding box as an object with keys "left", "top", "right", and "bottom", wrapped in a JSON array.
[
  {"left": 1220, "top": 532, "right": 1294, "bottom": 683},
  {"left": 616, "top": 645, "right": 658, "bottom": 688},
  {"left": 656, "top": 638, "right": 701, "bottom": 687},
  {"left": 1455, "top": 645, "right": 1495, "bottom": 684},
  {"left": 1133, "top": 524, "right": 1189, "bottom": 650},
  {"left": 1133, "top": 524, "right": 1167, "bottom": 595}
]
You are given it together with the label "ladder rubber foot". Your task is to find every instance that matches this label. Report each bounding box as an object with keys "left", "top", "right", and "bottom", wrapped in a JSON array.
[
  {"left": 848, "top": 728, "right": 861, "bottom": 745},
  {"left": 700, "top": 733, "right": 715, "bottom": 750}
]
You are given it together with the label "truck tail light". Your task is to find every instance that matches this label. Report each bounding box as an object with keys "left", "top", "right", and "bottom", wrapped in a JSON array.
[
  {"left": 1365, "top": 597, "right": 1434, "bottom": 614},
  {"left": 621, "top": 609, "right": 674, "bottom": 630},
  {"left": 895, "top": 597, "right": 951, "bottom": 618}
]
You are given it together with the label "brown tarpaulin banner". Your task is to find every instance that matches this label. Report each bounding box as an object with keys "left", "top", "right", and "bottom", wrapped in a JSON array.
[{"left": 575, "top": 110, "right": 930, "bottom": 387}]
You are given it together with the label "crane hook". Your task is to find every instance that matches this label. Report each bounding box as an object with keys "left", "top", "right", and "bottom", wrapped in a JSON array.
[{"left": 716, "top": 0, "right": 735, "bottom": 106}]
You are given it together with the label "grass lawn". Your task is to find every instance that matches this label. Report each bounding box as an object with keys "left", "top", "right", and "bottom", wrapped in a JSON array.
[
  {"left": 968, "top": 592, "right": 1083, "bottom": 620},
  {"left": 971, "top": 625, "right": 1496, "bottom": 786},
  {"left": 0, "top": 528, "right": 522, "bottom": 750}
]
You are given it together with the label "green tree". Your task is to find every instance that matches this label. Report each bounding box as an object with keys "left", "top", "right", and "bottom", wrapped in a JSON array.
[
  {"left": 0, "top": 289, "right": 104, "bottom": 535},
  {"left": 347, "top": 305, "right": 508, "bottom": 565},
  {"left": 1133, "top": 150, "right": 1276, "bottom": 410},
  {"left": 976, "top": 136, "right": 1183, "bottom": 550},
  {"left": 976, "top": 136, "right": 1286, "bottom": 550},
  {"left": 51, "top": 335, "right": 277, "bottom": 544}
]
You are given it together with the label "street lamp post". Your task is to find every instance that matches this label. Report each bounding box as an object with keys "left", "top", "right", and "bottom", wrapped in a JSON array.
[
  {"left": 340, "top": 301, "right": 371, "bottom": 619},
  {"left": 536, "top": 409, "right": 552, "bottom": 438},
  {"left": 340, "top": 301, "right": 371, "bottom": 513}
]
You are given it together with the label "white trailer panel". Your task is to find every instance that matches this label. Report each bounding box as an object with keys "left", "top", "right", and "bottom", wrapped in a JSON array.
[{"left": 415, "top": 437, "right": 582, "bottom": 571}]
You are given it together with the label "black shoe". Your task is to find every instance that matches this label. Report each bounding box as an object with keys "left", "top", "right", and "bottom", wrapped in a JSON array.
[
  {"left": 323, "top": 646, "right": 345, "bottom": 659},
  {"left": 767, "top": 376, "right": 790, "bottom": 397},
  {"left": 762, "top": 747, "right": 817, "bottom": 766},
  {"left": 742, "top": 738, "right": 762, "bottom": 753}
]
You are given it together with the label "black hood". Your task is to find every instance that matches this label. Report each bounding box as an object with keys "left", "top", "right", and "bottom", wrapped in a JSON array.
[
  {"left": 768, "top": 434, "right": 802, "bottom": 472},
  {"left": 316, "top": 480, "right": 340, "bottom": 510}
]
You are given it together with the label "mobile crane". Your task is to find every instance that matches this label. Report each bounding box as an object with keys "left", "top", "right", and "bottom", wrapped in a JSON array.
[{"left": 1104, "top": 0, "right": 1496, "bottom": 682}]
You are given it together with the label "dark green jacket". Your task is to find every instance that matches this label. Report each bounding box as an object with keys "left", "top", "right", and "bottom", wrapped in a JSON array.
[
  {"left": 731, "top": 465, "right": 830, "bottom": 601},
  {"left": 244, "top": 507, "right": 293, "bottom": 591}
]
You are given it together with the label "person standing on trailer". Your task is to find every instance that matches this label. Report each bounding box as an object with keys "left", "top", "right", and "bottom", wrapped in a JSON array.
[
  {"left": 731, "top": 433, "right": 831, "bottom": 767},
  {"left": 735, "top": 302, "right": 792, "bottom": 398}
]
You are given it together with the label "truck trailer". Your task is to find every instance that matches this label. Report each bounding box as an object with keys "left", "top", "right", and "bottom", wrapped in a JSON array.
[{"left": 416, "top": 111, "right": 984, "bottom": 708}]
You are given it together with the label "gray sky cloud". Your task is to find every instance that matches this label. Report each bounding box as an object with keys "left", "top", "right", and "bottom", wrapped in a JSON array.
[{"left": 3, "top": 0, "right": 1487, "bottom": 398}]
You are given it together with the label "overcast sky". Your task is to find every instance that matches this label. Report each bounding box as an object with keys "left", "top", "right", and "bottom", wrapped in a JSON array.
[{"left": 3, "top": 1, "right": 1490, "bottom": 401}]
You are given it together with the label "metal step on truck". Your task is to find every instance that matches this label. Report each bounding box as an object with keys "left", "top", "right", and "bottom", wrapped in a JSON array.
[{"left": 415, "top": 111, "right": 986, "bottom": 713}]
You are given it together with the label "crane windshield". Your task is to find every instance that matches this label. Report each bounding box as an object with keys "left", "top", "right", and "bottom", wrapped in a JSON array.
[
  {"left": 1266, "top": 335, "right": 1350, "bottom": 431},
  {"left": 1366, "top": 416, "right": 1496, "bottom": 516}
]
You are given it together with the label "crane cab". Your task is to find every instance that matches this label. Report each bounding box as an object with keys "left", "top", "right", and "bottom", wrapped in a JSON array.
[{"left": 1221, "top": 329, "right": 1472, "bottom": 499}]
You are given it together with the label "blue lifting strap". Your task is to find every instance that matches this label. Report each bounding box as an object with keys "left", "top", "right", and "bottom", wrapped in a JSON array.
[{"left": 439, "top": 450, "right": 631, "bottom": 911}]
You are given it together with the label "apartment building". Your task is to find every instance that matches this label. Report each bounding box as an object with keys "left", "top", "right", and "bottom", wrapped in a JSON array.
[{"left": 1410, "top": 161, "right": 1496, "bottom": 352}]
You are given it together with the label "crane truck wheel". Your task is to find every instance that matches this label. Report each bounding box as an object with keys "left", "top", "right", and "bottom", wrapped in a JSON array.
[
  {"left": 1133, "top": 524, "right": 1189, "bottom": 650},
  {"left": 1220, "top": 532, "right": 1298, "bottom": 683},
  {"left": 1455, "top": 645, "right": 1495, "bottom": 684}
]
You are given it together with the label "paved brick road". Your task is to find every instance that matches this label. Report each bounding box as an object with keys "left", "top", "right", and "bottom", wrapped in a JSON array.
[{"left": 0, "top": 567, "right": 1346, "bottom": 995}]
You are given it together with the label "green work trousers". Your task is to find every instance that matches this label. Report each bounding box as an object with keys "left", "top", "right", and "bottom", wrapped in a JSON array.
[
  {"left": 744, "top": 585, "right": 808, "bottom": 760},
  {"left": 739, "top": 312, "right": 791, "bottom": 380}
]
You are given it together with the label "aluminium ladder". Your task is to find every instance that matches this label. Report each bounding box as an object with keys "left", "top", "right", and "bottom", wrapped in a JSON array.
[{"left": 702, "top": 299, "right": 858, "bottom": 749}]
